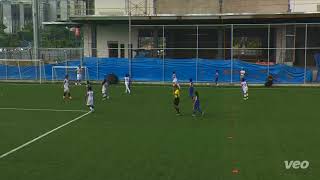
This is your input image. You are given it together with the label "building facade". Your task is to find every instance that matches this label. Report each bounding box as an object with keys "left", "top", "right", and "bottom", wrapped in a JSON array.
[{"left": 67, "top": 0, "right": 320, "bottom": 70}]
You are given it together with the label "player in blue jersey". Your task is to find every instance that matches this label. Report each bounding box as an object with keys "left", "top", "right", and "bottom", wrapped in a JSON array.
[
  {"left": 192, "top": 91, "right": 204, "bottom": 117},
  {"left": 215, "top": 70, "right": 219, "bottom": 86},
  {"left": 189, "top": 78, "right": 194, "bottom": 98}
]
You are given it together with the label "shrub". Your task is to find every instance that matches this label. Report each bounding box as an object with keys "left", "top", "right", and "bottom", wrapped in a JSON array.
[{"left": 107, "top": 73, "right": 119, "bottom": 84}]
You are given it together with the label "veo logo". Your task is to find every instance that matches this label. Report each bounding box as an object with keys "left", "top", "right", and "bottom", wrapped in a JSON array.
[{"left": 284, "top": 160, "right": 309, "bottom": 169}]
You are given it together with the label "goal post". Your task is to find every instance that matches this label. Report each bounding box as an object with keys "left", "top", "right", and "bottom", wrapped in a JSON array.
[
  {"left": 52, "top": 66, "right": 89, "bottom": 82},
  {"left": 0, "top": 59, "right": 45, "bottom": 84}
]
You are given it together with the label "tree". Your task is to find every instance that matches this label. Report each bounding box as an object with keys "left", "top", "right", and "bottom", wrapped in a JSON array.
[{"left": 40, "top": 26, "right": 82, "bottom": 48}]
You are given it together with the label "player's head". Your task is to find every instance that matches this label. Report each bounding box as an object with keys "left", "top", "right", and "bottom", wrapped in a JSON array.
[
  {"left": 173, "top": 71, "right": 175, "bottom": 74},
  {"left": 65, "top": 74, "right": 69, "bottom": 79},
  {"left": 189, "top": 78, "right": 193, "bottom": 82},
  {"left": 78, "top": 65, "right": 81, "bottom": 68},
  {"left": 86, "top": 80, "right": 90, "bottom": 84},
  {"left": 216, "top": 70, "right": 218, "bottom": 72},
  {"left": 88, "top": 86, "right": 92, "bottom": 91}
]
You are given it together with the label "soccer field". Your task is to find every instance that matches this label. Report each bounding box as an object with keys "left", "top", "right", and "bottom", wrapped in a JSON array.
[{"left": 0, "top": 83, "right": 319, "bottom": 180}]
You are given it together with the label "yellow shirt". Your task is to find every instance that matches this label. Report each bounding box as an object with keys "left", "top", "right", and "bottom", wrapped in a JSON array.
[{"left": 174, "top": 89, "right": 180, "bottom": 98}]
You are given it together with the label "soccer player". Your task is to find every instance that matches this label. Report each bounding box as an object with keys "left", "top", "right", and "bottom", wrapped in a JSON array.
[
  {"left": 215, "top": 70, "right": 219, "bottom": 86},
  {"left": 192, "top": 91, "right": 204, "bottom": 117},
  {"left": 102, "top": 78, "right": 110, "bottom": 100},
  {"left": 241, "top": 78, "right": 249, "bottom": 100},
  {"left": 189, "top": 78, "right": 194, "bottom": 98},
  {"left": 76, "top": 65, "right": 82, "bottom": 85},
  {"left": 86, "top": 80, "right": 92, "bottom": 90},
  {"left": 63, "top": 75, "right": 72, "bottom": 100},
  {"left": 86, "top": 86, "right": 94, "bottom": 112},
  {"left": 172, "top": 71, "right": 180, "bottom": 89},
  {"left": 240, "top": 68, "right": 246, "bottom": 81},
  {"left": 124, "top": 74, "right": 131, "bottom": 94},
  {"left": 173, "top": 84, "right": 181, "bottom": 115}
]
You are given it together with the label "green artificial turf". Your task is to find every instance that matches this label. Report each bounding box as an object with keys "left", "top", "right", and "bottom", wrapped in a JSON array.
[{"left": 0, "top": 83, "right": 319, "bottom": 180}]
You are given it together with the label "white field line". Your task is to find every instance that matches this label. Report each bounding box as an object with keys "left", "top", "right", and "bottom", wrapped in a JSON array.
[
  {"left": 0, "top": 107, "right": 87, "bottom": 113},
  {"left": 0, "top": 111, "right": 91, "bottom": 159}
]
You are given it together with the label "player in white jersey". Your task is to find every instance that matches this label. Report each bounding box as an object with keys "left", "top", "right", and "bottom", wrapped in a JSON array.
[
  {"left": 102, "top": 78, "right": 110, "bottom": 100},
  {"left": 240, "top": 68, "right": 246, "bottom": 81},
  {"left": 63, "top": 75, "right": 72, "bottom": 100},
  {"left": 76, "top": 65, "right": 82, "bottom": 85},
  {"left": 172, "top": 71, "right": 180, "bottom": 89},
  {"left": 124, "top": 74, "right": 131, "bottom": 94},
  {"left": 86, "top": 86, "right": 94, "bottom": 112},
  {"left": 241, "top": 78, "right": 249, "bottom": 100}
]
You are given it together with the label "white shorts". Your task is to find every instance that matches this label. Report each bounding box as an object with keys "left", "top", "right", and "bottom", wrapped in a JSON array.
[
  {"left": 77, "top": 74, "right": 82, "bottom": 81},
  {"left": 242, "top": 87, "right": 248, "bottom": 94},
  {"left": 87, "top": 98, "right": 94, "bottom": 106},
  {"left": 64, "top": 87, "right": 70, "bottom": 93}
]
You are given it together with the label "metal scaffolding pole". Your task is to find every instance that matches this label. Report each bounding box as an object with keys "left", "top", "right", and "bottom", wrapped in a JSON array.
[
  {"left": 32, "top": 0, "right": 39, "bottom": 61},
  {"left": 128, "top": 0, "right": 132, "bottom": 76}
]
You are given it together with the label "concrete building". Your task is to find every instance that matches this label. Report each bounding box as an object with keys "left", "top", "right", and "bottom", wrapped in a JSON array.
[
  {"left": 0, "top": 0, "right": 32, "bottom": 33},
  {"left": 0, "top": 0, "right": 76, "bottom": 34}
]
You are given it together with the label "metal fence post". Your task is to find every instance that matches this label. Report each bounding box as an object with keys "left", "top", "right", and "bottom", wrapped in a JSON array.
[
  {"left": 96, "top": 56, "right": 99, "bottom": 80},
  {"left": 268, "top": 24, "right": 271, "bottom": 76},
  {"left": 231, "top": 24, "right": 234, "bottom": 84},
  {"left": 304, "top": 24, "right": 308, "bottom": 84},
  {"left": 162, "top": 25, "right": 165, "bottom": 83},
  {"left": 196, "top": 25, "right": 199, "bottom": 83}
]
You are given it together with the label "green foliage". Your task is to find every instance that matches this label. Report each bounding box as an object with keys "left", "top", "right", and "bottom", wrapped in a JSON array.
[
  {"left": 0, "top": 23, "right": 33, "bottom": 47},
  {"left": 40, "top": 26, "right": 81, "bottom": 48}
]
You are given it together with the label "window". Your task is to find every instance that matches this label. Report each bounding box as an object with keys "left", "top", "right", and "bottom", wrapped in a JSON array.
[
  {"left": 120, "top": 44, "right": 125, "bottom": 58},
  {"left": 108, "top": 42, "right": 119, "bottom": 58}
]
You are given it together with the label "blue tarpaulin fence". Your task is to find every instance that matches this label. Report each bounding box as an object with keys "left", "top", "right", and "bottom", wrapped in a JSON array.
[{"left": 0, "top": 57, "right": 314, "bottom": 83}]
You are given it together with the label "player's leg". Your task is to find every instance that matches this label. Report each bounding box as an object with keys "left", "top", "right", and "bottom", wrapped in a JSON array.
[
  {"left": 174, "top": 98, "right": 180, "bottom": 115},
  {"left": 89, "top": 105, "right": 94, "bottom": 112},
  {"left": 68, "top": 92, "right": 72, "bottom": 99},
  {"left": 78, "top": 75, "right": 82, "bottom": 85},
  {"left": 243, "top": 89, "right": 248, "bottom": 100},
  {"left": 125, "top": 83, "right": 131, "bottom": 94}
]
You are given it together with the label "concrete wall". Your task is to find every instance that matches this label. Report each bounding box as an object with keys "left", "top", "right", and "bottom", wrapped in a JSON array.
[
  {"left": 83, "top": 24, "right": 93, "bottom": 57},
  {"left": 223, "top": 0, "right": 288, "bottom": 14},
  {"left": 96, "top": 24, "right": 138, "bottom": 58},
  {"left": 290, "top": 0, "right": 320, "bottom": 12},
  {"left": 95, "top": 0, "right": 126, "bottom": 15},
  {"left": 156, "top": 0, "right": 220, "bottom": 14}
]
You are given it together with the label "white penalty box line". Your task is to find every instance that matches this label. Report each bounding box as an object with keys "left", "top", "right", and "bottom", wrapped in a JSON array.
[
  {"left": 0, "top": 107, "right": 87, "bottom": 113},
  {"left": 0, "top": 110, "right": 92, "bottom": 159}
]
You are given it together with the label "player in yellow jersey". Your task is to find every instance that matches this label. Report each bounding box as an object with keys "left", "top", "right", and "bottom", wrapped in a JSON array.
[{"left": 173, "top": 84, "right": 181, "bottom": 115}]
